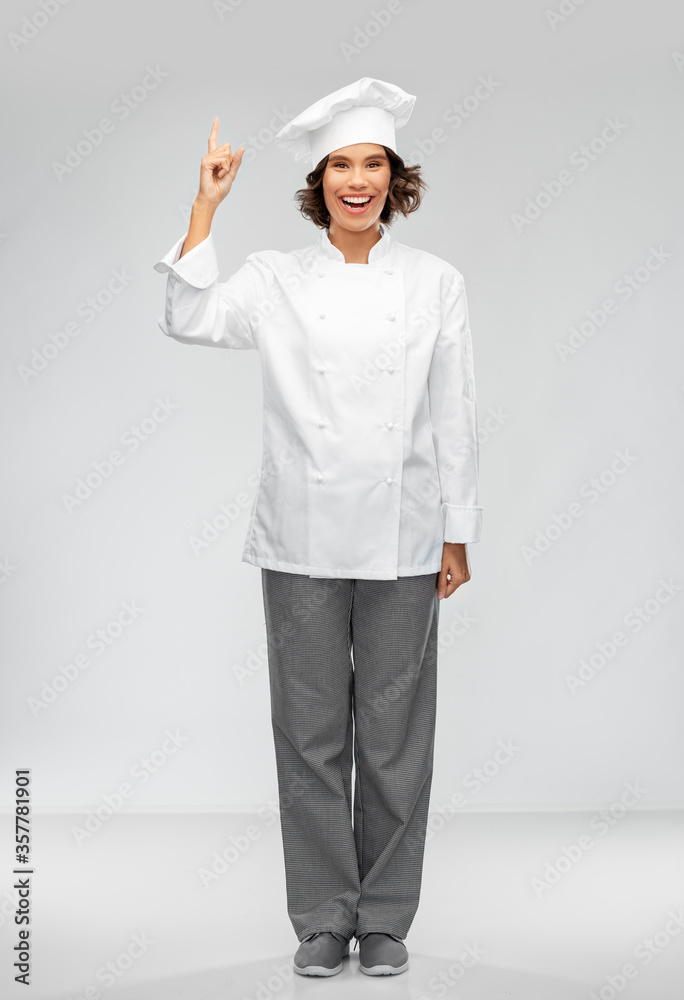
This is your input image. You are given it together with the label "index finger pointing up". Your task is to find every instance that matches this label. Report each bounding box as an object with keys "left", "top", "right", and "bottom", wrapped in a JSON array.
[{"left": 208, "top": 116, "right": 219, "bottom": 153}]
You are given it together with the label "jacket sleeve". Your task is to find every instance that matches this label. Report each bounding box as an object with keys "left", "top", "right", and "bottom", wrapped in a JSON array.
[
  {"left": 427, "top": 268, "right": 483, "bottom": 544},
  {"left": 152, "top": 231, "right": 272, "bottom": 350}
]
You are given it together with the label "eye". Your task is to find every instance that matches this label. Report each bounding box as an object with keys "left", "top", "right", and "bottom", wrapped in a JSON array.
[{"left": 331, "top": 161, "right": 384, "bottom": 168}]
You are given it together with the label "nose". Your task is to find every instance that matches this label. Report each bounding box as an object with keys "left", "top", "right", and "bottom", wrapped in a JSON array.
[{"left": 347, "top": 168, "right": 369, "bottom": 187}]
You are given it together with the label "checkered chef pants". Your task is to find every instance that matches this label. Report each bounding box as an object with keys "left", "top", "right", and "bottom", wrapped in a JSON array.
[{"left": 260, "top": 568, "right": 440, "bottom": 942}]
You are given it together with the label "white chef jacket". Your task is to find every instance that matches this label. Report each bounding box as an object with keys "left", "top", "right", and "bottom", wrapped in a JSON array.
[{"left": 153, "top": 222, "right": 482, "bottom": 580}]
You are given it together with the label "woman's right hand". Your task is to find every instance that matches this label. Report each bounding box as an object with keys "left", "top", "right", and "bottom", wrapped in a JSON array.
[{"left": 196, "top": 117, "right": 246, "bottom": 207}]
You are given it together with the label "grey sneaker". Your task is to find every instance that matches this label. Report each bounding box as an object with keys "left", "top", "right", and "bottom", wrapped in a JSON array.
[
  {"left": 294, "top": 931, "right": 350, "bottom": 976},
  {"left": 357, "top": 932, "right": 409, "bottom": 975}
]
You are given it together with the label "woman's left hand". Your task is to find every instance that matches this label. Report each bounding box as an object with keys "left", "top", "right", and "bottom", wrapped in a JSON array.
[{"left": 436, "top": 543, "right": 471, "bottom": 600}]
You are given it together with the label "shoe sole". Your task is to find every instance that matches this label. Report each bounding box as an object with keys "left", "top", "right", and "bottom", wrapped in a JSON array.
[
  {"left": 294, "top": 944, "right": 349, "bottom": 976},
  {"left": 359, "top": 962, "right": 408, "bottom": 976},
  {"left": 360, "top": 959, "right": 409, "bottom": 975}
]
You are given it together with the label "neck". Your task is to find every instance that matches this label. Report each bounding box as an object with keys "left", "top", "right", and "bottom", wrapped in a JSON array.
[{"left": 327, "top": 222, "right": 383, "bottom": 264}]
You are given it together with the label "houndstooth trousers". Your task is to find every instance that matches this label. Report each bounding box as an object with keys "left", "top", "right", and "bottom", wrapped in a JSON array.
[{"left": 260, "top": 567, "right": 440, "bottom": 942}]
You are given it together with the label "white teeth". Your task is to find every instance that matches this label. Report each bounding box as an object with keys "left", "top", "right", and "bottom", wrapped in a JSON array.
[{"left": 342, "top": 196, "right": 371, "bottom": 204}]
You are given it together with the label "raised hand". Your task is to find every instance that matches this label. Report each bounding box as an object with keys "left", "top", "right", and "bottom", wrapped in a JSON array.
[{"left": 197, "top": 116, "right": 246, "bottom": 207}]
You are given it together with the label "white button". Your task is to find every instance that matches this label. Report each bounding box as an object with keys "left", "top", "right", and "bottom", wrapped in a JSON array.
[
  {"left": 385, "top": 477, "right": 393, "bottom": 484},
  {"left": 386, "top": 366, "right": 395, "bottom": 374},
  {"left": 318, "top": 365, "right": 326, "bottom": 373},
  {"left": 318, "top": 271, "right": 325, "bottom": 278},
  {"left": 319, "top": 312, "right": 326, "bottom": 319},
  {"left": 385, "top": 268, "right": 394, "bottom": 275},
  {"left": 316, "top": 474, "right": 324, "bottom": 483},
  {"left": 386, "top": 313, "right": 396, "bottom": 321},
  {"left": 318, "top": 419, "right": 326, "bottom": 428},
  {"left": 386, "top": 422, "right": 394, "bottom": 429}
]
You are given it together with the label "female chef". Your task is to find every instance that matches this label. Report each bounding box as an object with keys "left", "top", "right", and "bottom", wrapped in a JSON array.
[{"left": 154, "top": 77, "right": 483, "bottom": 978}]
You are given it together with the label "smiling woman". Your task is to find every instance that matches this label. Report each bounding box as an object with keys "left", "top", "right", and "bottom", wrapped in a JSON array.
[
  {"left": 295, "top": 143, "right": 426, "bottom": 232},
  {"left": 153, "top": 74, "right": 483, "bottom": 981}
]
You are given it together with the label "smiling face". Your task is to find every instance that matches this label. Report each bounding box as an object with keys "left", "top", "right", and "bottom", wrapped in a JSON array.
[{"left": 321, "top": 142, "right": 391, "bottom": 233}]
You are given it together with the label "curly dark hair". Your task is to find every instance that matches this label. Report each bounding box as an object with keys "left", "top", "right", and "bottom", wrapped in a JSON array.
[{"left": 294, "top": 146, "right": 428, "bottom": 229}]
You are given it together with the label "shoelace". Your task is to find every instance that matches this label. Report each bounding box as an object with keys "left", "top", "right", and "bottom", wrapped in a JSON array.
[
  {"left": 354, "top": 932, "right": 404, "bottom": 951},
  {"left": 303, "top": 931, "right": 350, "bottom": 946},
  {"left": 303, "top": 930, "right": 403, "bottom": 953}
]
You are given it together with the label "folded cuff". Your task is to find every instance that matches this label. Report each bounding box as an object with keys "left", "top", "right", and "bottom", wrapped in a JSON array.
[
  {"left": 152, "top": 231, "right": 219, "bottom": 288},
  {"left": 442, "top": 504, "right": 483, "bottom": 544}
]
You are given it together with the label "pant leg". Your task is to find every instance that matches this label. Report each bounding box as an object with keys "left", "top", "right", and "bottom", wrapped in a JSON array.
[
  {"left": 350, "top": 571, "right": 440, "bottom": 939},
  {"left": 260, "top": 568, "right": 360, "bottom": 941}
]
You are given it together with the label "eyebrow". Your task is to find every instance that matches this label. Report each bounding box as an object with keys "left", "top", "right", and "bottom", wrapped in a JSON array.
[{"left": 329, "top": 153, "right": 388, "bottom": 161}]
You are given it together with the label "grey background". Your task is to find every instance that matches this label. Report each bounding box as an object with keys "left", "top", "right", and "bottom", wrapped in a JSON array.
[{"left": 1, "top": 0, "right": 683, "bottom": 812}]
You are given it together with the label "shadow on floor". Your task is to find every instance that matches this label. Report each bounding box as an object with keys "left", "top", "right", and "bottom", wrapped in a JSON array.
[{"left": 80, "top": 952, "right": 592, "bottom": 999}]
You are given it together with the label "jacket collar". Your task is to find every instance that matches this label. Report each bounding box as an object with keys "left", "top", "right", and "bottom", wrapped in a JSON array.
[{"left": 315, "top": 222, "right": 392, "bottom": 264}]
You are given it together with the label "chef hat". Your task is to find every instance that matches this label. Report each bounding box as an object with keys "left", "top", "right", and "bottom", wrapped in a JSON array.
[{"left": 274, "top": 77, "right": 416, "bottom": 169}]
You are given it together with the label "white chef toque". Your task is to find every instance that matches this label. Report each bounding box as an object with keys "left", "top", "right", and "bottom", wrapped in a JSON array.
[{"left": 274, "top": 77, "right": 416, "bottom": 169}]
